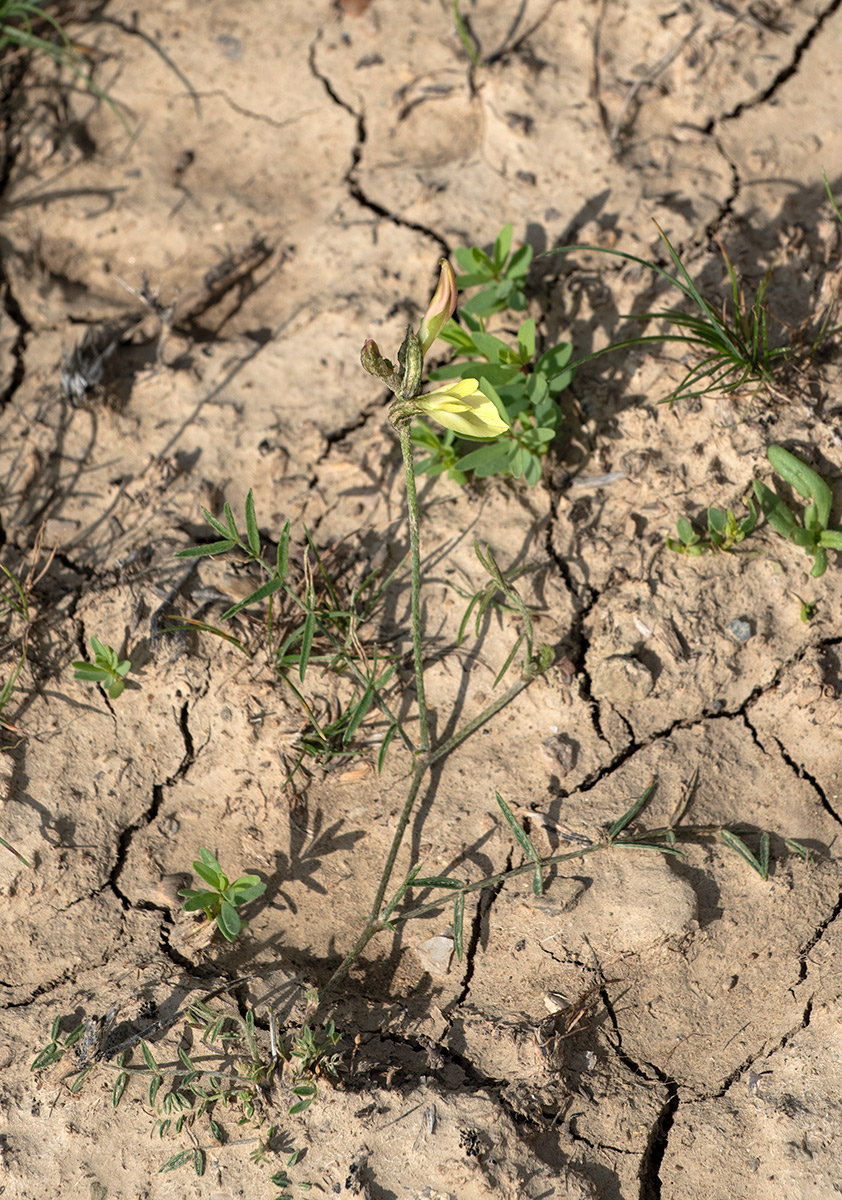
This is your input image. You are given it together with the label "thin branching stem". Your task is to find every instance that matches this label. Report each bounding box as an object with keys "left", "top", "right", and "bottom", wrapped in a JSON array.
[{"left": 428, "top": 661, "right": 541, "bottom": 766}]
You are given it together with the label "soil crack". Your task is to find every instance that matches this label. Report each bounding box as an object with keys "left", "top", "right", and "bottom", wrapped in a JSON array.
[
  {"left": 716, "top": 0, "right": 842, "bottom": 126},
  {"left": 0, "top": 259, "right": 29, "bottom": 414},
  {"left": 600, "top": 986, "right": 679, "bottom": 1200},
  {"left": 742, "top": 709, "right": 842, "bottom": 826},
  {"left": 307, "top": 32, "right": 450, "bottom": 255},
  {"left": 108, "top": 700, "right": 195, "bottom": 904}
]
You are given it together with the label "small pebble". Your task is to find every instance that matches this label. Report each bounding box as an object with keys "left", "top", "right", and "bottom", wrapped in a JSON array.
[
  {"left": 727, "top": 618, "right": 753, "bottom": 643},
  {"left": 415, "top": 935, "right": 453, "bottom": 976}
]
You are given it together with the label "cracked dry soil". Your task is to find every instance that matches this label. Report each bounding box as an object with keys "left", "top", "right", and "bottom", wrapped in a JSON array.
[{"left": 1, "top": 1, "right": 842, "bottom": 1197}]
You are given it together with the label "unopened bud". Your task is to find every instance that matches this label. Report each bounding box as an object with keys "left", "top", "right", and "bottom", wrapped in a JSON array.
[
  {"left": 418, "top": 259, "right": 458, "bottom": 357},
  {"left": 361, "top": 339, "right": 406, "bottom": 395},
  {"left": 397, "top": 327, "right": 423, "bottom": 399}
]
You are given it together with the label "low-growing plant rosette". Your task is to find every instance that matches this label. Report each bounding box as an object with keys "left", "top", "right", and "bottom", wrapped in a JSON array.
[{"left": 178, "top": 847, "right": 267, "bottom": 943}]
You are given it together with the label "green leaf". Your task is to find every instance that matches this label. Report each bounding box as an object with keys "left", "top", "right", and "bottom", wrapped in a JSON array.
[
  {"left": 222, "top": 500, "right": 238, "bottom": 539},
  {"left": 200, "top": 507, "right": 235, "bottom": 540},
  {"left": 174, "top": 539, "right": 238, "bottom": 559},
  {"left": 517, "top": 318, "right": 536, "bottom": 361},
  {"left": 612, "top": 840, "right": 685, "bottom": 857},
  {"left": 72, "top": 666, "right": 112, "bottom": 682},
  {"left": 342, "top": 681, "right": 376, "bottom": 744},
  {"left": 68, "top": 1066, "right": 92, "bottom": 1093},
  {"left": 179, "top": 889, "right": 219, "bottom": 912},
  {"left": 141, "top": 1041, "right": 159, "bottom": 1073},
  {"left": 108, "top": 678, "right": 126, "bottom": 700},
  {"left": 216, "top": 900, "right": 243, "bottom": 942},
  {"left": 227, "top": 877, "right": 267, "bottom": 905},
  {"left": 523, "top": 454, "right": 543, "bottom": 487},
  {"left": 299, "top": 610, "right": 315, "bottom": 684},
  {"left": 753, "top": 482, "right": 799, "bottom": 538},
  {"left": 539, "top": 342, "right": 574, "bottom": 392},
  {"left": 454, "top": 442, "right": 511, "bottom": 475},
  {"left": 178, "top": 1047, "right": 197, "bottom": 1072},
  {"left": 767, "top": 445, "right": 832, "bottom": 528},
  {"left": 810, "top": 547, "right": 828, "bottom": 578},
  {"left": 707, "top": 509, "right": 727, "bottom": 536},
  {"left": 377, "top": 722, "right": 399, "bottom": 773},
  {"left": 453, "top": 893, "right": 465, "bottom": 961},
  {"left": 720, "top": 830, "right": 768, "bottom": 879},
  {"left": 506, "top": 243, "right": 533, "bottom": 279},
  {"left": 493, "top": 224, "right": 513, "bottom": 271},
  {"left": 676, "top": 517, "right": 698, "bottom": 546},
  {"left": 608, "top": 781, "right": 656, "bottom": 840},
  {"left": 245, "top": 489, "right": 260, "bottom": 555},
  {"left": 784, "top": 837, "right": 814, "bottom": 863},
  {"left": 276, "top": 521, "right": 291, "bottom": 581},
  {"left": 470, "top": 331, "right": 512, "bottom": 363},
  {"left": 192, "top": 859, "right": 227, "bottom": 892},
  {"left": 112, "top": 1072, "right": 128, "bottom": 1107},
  {"left": 159, "top": 1150, "right": 195, "bottom": 1173},
  {"left": 509, "top": 444, "right": 529, "bottom": 478},
  {"left": 495, "top": 791, "right": 542, "bottom": 869},
  {"left": 221, "top": 574, "right": 284, "bottom": 620},
  {"left": 411, "top": 876, "right": 464, "bottom": 890},
  {"left": 31, "top": 1044, "right": 62, "bottom": 1071},
  {"left": 149, "top": 1074, "right": 162, "bottom": 1105}
]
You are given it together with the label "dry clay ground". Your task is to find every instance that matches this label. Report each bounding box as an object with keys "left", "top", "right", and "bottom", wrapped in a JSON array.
[{"left": 1, "top": 1, "right": 842, "bottom": 1197}]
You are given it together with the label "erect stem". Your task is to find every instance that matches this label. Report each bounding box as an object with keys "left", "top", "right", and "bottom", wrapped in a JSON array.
[{"left": 397, "top": 420, "right": 430, "bottom": 754}]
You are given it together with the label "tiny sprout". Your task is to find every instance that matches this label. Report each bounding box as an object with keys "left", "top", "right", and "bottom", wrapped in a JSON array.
[
  {"left": 667, "top": 500, "right": 757, "bottom": 557},
  {"left": 178, "top": 847, "right": 267, "bottom": 943},
  {"left": 71, "top": 636, "right": 132, "bottom": 699}
]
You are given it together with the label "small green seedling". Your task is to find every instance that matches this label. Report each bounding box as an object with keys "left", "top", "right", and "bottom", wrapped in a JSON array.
[
  {"left": 667, "top": 499, "right": 757, "bottom": 556},
  {"left": 793, "top": 594, "right": 817, "bottom": 623},
  {"left": 753, "top": 445, "right": 842, "bottom": 578},
  {"left": 71, "top": 636, "right": 132, "bottom": 699},
  {"left": 178, "top": 848, "right": 266, "bottom": 942}
]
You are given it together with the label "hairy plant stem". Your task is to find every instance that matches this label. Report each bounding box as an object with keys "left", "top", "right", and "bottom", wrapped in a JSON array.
[{"left": 397, "top": 419, "right": 431, "bottom": 754}]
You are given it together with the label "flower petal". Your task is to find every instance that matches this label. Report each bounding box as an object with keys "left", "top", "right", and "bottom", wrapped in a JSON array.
[{"left": 416, "top": 380, "right": 510, "bottom": 440}]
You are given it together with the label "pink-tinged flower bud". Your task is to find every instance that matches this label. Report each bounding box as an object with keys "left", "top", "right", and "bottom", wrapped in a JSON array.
[
  {"left": 360, "top": 339, "right": 392, "bottom": 378},
  {"left": 418, "top": 259, "right": 458, "bottom": 357},
  {"left": 360, "top": 339, "right": 404, "bottom": 394}
]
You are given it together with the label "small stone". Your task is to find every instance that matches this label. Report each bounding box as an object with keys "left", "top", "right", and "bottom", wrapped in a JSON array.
[
  {"left": 726, "top": 618, "right": 753, "bottom": 643},
  {"left": 415, "top": 935, "right": 454, "bottom": 976},
  {"left": 590, "top": 653, "right": 654, "bottom": 703}
]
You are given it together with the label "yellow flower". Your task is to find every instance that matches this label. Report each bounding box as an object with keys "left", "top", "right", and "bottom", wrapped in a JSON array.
[{"left": 415, "top": 379, "right": 510, "bottom": 440}]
